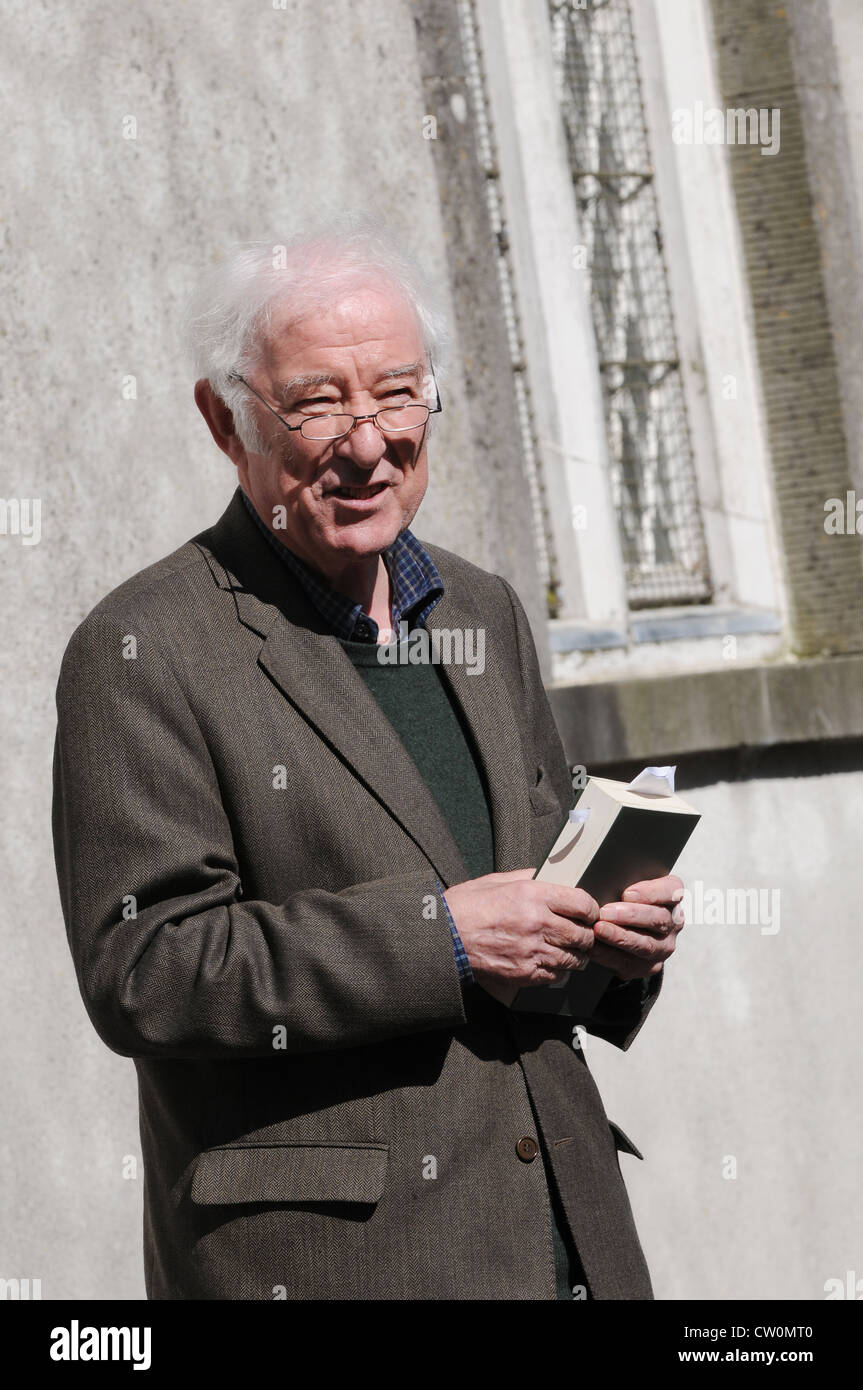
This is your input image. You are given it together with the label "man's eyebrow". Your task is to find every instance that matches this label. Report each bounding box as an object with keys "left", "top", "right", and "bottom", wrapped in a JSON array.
[
  {"left": 276, "top": 372, "right": 337, "bottom": 400},
  {"left": 276, "top": 363, "right": 423, "bottom": 401},
  {"left": 380, "top": 362, "right": 422, "bottom": 382}
]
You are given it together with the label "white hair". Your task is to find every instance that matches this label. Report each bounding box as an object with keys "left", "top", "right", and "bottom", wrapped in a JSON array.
[{"left": 183, "top": 213, "right": 450, "bottom": 452}]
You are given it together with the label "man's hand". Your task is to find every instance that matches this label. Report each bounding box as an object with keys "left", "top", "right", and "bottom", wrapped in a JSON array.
[
  {"left": 590, "top": 874, "right": 685, "bottom": 982},
  {"left": 443, "top": 869, "right": 599, "bottom": 1008}
]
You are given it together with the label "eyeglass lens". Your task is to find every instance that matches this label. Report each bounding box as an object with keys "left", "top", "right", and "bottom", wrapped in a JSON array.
[{"left": 299, "top": 404, "right": 431, "bottom": 440}]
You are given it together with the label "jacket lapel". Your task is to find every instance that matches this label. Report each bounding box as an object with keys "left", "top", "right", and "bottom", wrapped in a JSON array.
[
  {"left": 197, "top": 490, "right": 532, "bottom": 885},
  {"left": 258, "top": 619, "right": 472, "bottom": 885}
]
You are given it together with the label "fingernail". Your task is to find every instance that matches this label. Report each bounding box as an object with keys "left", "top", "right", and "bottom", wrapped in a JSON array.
[
  {"left": 672, "top": 888, "right": 684, "bottom": 903},
  {"left": 672, "top": 904, "right": 685, "bottom": 925}
]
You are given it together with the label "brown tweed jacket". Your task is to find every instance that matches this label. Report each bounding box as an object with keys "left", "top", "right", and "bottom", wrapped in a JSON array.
[{"left": 52, "top": 488, "right": 661, "bottom": 1300}]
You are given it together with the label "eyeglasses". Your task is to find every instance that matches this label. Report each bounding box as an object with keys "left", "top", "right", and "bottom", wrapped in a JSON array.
[{"left": 228, "top": 371, "right": 442, "bottom": 441}]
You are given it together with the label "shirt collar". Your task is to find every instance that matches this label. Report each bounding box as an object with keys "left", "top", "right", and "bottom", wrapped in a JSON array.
[{"left": 239, "top": 487, "right": 443, "bottom": 643}]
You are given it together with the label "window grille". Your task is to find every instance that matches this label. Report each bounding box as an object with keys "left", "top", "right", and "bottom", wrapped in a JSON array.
[{"left": 549, "top": 0, "right": 712, "bottom": 606}]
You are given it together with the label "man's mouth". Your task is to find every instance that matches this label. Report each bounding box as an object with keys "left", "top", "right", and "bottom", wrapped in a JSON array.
[{"left": 328, "top": 481, "right": 391, "bottom": 500}]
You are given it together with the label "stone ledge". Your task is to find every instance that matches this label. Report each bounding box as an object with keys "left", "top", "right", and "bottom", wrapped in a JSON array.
[
  {"left": 548, "top": 607, "right": 781, "bottom": 653},
  {"left": 547, "top": 653, "right": 863, "bottom": 765}
]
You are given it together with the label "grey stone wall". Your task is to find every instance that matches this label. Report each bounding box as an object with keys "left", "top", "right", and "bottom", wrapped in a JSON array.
[
  {"left": 786, "top": 0, "right": 863, "bottom": 500},
  {"left": 709, "top": 0, "right": 863, "bottom": 657},
  {"left": 0, "top": 0, "right": 545, "bottom": 1300}
]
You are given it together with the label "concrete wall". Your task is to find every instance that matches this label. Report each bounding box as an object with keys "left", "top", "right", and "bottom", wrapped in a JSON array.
[
  {"left": 0, "top": 0, "right": 549, "bottom": 1299},
  {"left": 587, "top": 760, "right": 863, "bottom": 1300}
]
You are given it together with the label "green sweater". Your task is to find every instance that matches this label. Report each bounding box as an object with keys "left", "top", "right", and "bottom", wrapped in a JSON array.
[{"left": 337, "top": 637, "right": 495, "bottom": 879}]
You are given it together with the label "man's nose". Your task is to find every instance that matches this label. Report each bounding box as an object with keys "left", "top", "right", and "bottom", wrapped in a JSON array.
[{"left": 336, "top": 417, "right": 388, "bottom": 468}]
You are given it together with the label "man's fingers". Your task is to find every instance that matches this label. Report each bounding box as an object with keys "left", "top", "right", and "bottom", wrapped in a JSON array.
[
  {"left": 533, "top": 947, "right": 590, "bottom": 978},
  {"left": 593, "top": 918, "right": 677, "bottom": 960},
  {"left": 543, "top": 912, "right": 595, "bottom": 954},
  {"left": 620, "top": 874, "right": 683, "bottom": 907},
  {"left": 598, "top": 901, "right": 674, "bottom": 934},
  {"left": 590, "top": 941, "right": 665, "bottom": 980},
  {"left": 544, "top": 883, "right": 600, "bottom": 925}
]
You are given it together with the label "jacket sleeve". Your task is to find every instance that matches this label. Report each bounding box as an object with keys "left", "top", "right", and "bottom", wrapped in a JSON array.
[
  {"left": 496, "top": 575, "right": 663, "bottom": 1050},
  {"left": 52, "top": 608, "right": 468, "bottom": 1061}
]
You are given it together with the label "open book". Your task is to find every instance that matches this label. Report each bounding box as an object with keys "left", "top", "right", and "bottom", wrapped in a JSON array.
[{"left": 512, "top": 770, "right": 700, "bottom": 1018}]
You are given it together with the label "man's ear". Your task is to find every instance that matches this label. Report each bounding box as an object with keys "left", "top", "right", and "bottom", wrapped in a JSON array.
[{"left": 194, "top": 380, "right": 248, "bottom": 467}]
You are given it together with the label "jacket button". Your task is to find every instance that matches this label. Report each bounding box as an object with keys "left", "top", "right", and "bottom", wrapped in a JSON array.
[{"left": 516, "top": 1136, "right": 539, "bottom": 1162}]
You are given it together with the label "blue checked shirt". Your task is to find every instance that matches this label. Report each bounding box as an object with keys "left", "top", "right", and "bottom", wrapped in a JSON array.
[{"left": 240, "top": 488, "right": 474, "bottom": 986}]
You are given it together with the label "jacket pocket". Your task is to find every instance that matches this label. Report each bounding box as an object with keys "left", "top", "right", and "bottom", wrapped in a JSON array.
[
  {"left": 190, "top": 1141, "right": 390, "bottom": 1206},
  {"left": 608, "top": 1121, "right": 644, "bottom": 1161},
  {"left": 528, "top": 762, "right": 561, "bottom": 817}
]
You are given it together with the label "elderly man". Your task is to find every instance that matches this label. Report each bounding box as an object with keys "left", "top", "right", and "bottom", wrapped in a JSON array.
[{"left": 52, "top": 219, "right": 684, "bottom": 1301}]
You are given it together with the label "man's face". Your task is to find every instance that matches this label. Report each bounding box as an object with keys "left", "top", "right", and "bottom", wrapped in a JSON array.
[{"left": 235, "top": 280, "right": 432, "bottom": 577}]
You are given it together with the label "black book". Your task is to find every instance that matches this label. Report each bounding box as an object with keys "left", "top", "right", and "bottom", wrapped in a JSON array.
[{"left": 512, "top": 773, "right": 700, "bottom": 1017}]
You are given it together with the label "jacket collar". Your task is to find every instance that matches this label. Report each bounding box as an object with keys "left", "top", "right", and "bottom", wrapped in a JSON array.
[{"left": 237, "top": 486, "right": 444, "bottom": 641}]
